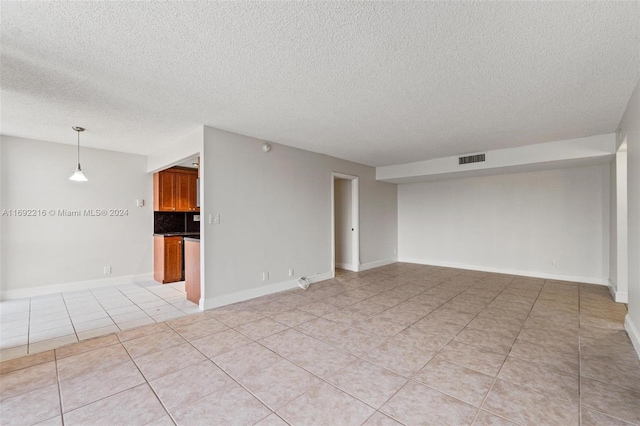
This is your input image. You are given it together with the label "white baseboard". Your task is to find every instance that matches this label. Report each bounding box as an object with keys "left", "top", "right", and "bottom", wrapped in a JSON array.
[
  {"left": 399, "top": 257, "right": 608, "bottom": 286},
  {"left": 202, "top": 271, "right": 334, "bottom": 310},
  {"left": 359, "top": 258, "right": 398, "bottom": 272},
  {"left": 0, "top": 273, "right": 154, "bottom": 301},
  {"left": 608, "top": 279, "right": 629, "bottom": 303},
  {"left": 335, "top": 262, "right": 356, "bottom": 272},
  {"left": 624, "top": 315, "right": 640, "bottom": 361},
  {"left": 307, "top": 271, "right": 334, "bottom": 284}
]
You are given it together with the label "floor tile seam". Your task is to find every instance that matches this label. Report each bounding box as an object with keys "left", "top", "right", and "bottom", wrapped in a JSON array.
[
  {"left": 164, "top": 316, "right": 214, "bottom": 334},
  {"left": 54, "top": 340, "right": 121, "bottom": 362},
  {"left": 117, "top": 330, "right": 182, "bottom": 425},
  {"left": 411, "top": 376, "right": 491, "bottom": 409},
  {"left": 363, "top": 410, "right": 408, "bottom": 426},
  {"left": 393, "top": 278, "right": 512, "bottom": 378},
  {"left": 578, "top": 352, "right": 640, "bottom": 369},
  {"left": 279, "top": 364, "right": 382, "bottom": 413},
  {"left": 227, "top": 321, "right": 275, "bottom": 340},
  {"left": 115, "top": 324, "right": 172, "bottom": 345},
  {"left": 376, "top": 369, "right": 482, "bottom": 424},
  {"left": 510, "top": 338, "right": 580, "bottom": 357},
  {"left": 30, "top": 292, "right": 78, "bottom": 356},
  {"left": 60, "top": 382, "right": 151, "bottom": 419},
  {"left": 247, "top": 337, "right": 389, "bottom": 412},
  {"left": 116, "top": 286, "right": 167, "bottom": 319},
  {"left": 367, "top": 333, "right": 475, "bottom": 414},
  {"left": 195, "top": 357, "right": 277, "bottom": 416},
  {"left": 54, "top": 349, "right": 65, "bottom": 426},
  {"left": 476, "top": 382, "right": 527, "bottom": 426},
  {"left": 0, "top": 355, "right": 52, "bottom": 376},
  {"left": 469, "top": 277, "right": 542, "bottom": 425},
  {"left": 577, "top": 369, "right": 640, "bottom": 394},
  {"left": 580, "top": 405, "right": 639, "bottom": 425},
  {"left": 578, "top": 373, "right": 640, "bottom": 397},
  {"left": 0, "top": 373, "right": 59, "bottom": 404},
  {"left": 57, "top": 355, "right": 137, "bottom": 387},
  {"left": 491, "top": 364, "right": 580, "bottom": 405},
  {"left": 504, "top": 349, "right": 579, "bottom": 375},
  {"left": 123, "top": 332, "right": 191, "bottom": 360}
]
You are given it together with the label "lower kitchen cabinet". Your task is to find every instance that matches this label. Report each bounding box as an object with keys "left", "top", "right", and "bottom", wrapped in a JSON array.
[
  {"left": 154, "top": 236, "right": 183, "bottom": 283},
  {"left": 184, "top": 238, "right": 201, "bottom": 304}
]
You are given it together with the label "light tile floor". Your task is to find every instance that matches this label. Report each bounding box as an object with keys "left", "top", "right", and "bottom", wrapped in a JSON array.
[
  {"left": 1, "top": 263, "right": 639, "bottom": 425},
  {"left": 0, "top": 281, "right": 200, "bottom": 360}
]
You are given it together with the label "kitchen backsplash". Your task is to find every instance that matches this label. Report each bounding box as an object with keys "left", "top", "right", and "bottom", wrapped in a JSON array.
[{"left": 154, "top": 212, "right": 200, "bottom": 234}]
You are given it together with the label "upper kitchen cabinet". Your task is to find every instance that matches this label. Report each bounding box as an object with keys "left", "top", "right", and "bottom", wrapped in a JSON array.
[{"left": 153, "top": 167, "right": 199, "bottom": 212}]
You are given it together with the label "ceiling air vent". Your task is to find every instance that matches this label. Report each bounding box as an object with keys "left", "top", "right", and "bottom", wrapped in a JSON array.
[{"left": 459, "top": 153, "right": 485, "bottom": 165}]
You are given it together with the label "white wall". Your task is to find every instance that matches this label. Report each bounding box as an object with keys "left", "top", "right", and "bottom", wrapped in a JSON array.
[
  {"left": 619, "top": 78, "right": 640, "bottom": 357},
  {"left": 201, "top": 126, "right": 397, "bottom": 308},
  {"left": 398, "top": 164, "right": 610, "bottom": 284},
  {"left": 0, "top": 136, "right": 153, "bottom": 299},
  {"left": 334, "top": 178, "right": 352, "bottom": 269},
  {"left": 609, "top": 148, "right": 628, "bottom": 302},
  {"left": 147, "top": 126, "right": 204, "bottom": 173}
]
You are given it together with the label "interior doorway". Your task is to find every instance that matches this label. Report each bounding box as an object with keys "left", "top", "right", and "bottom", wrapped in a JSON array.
[{"left": 332, "top": 173, "right": 359, "bottom": 273}]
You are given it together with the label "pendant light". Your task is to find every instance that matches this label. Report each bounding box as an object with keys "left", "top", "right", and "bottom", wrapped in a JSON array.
[{"left": 69, "top": 126, "right": 88, "bottom": 182}]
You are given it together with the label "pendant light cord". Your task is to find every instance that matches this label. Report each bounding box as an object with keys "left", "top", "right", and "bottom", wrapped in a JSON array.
[{"left": 77, "top": 129, "right": 80, "bottom": 167}]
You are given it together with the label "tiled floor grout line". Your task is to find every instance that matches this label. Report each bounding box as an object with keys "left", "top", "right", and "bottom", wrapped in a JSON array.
[
  {"left": 92, "top": 286, "right": 154, "bottom": 333},
  {"left": 417, "top": 276, "right": 521, "bottom": 424},
  {"left": 462, "top": 276, "right": 519, "bottom": 425},
  {"left": 54, "top": 345, "right": 66, "bottom": 426},
  {"left": 115, "top": 332, "right": 180, "bottom": 426},
  {"left": 470, "top": 276, "right": 544, "bottom": 426}
]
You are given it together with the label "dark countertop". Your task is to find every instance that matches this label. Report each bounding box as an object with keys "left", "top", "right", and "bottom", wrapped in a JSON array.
[
  {"left": 184, "top": 236, "right": 200, "bottom": 242},
  {"left": 153, "top": 232, "right": 200, "bottom": 237}
]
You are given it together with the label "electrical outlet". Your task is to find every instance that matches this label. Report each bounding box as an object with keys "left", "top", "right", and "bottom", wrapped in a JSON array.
[
  {"left": 262, "top": 271, "right": 269, "bottom": 281},
  {"left": 194, "top": 215, "right": 200, "bottom": 221},
  {"left": 551, "top": 260, "right": 556, "bottom": 268},
  {"left": 289, "top": 268, "right": 294, "bottom": 277},
  {"left": 104, "top": 266, "right": 111, "bottom": 275}
]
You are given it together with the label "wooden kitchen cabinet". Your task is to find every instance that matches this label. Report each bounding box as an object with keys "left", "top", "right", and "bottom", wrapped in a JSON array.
[
  {"left": 153, "top": 167, "right": 199, "bottom": 212},
  {"left": 184, "top": 238, "right": 200, "bottom": 304},
  {"left": 175, "top": 172, "right": 198, "bottom": 212},
  {"left": 154, "top": 236, "right": 183, "bottom": 283}
]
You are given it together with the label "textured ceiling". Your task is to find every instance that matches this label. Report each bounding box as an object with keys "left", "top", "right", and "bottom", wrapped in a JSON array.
[{"left": 1, "top": 1, "right": 639, "bottom": 167}]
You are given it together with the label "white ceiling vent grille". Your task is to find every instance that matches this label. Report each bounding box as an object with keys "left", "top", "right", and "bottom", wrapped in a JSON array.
[{"left": 459, "top": 154, "right": 486, "bottom": 165}]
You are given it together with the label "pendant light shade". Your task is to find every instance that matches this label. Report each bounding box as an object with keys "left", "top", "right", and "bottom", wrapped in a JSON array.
[
  {"left": 69, "top": 168, "right": 88, "bottom": 182},
  {"left": 69, "top": 126, "right": 88, "bottom": 182}
]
